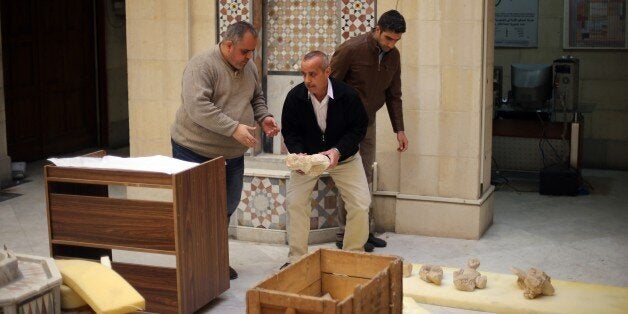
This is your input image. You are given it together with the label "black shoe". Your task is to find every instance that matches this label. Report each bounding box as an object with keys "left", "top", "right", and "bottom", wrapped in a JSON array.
[
  {"left": 336, "top": 240, "right": 374, "bottom": 252},
  {"left": 229, "top": 266, "right": 238, "bottom": 280},
  {"left": 280, "top": 262, "right": 291, "bottom": 270},
  {"left": 367, "top": 233, "right": 387, "bottom": 247}
]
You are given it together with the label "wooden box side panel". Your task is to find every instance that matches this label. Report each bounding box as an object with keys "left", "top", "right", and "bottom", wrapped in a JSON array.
[
  {"left": 247, "top": 289, "right": 336, "bottom": 314},
  {"left": 113, "top": 262, "right": 178, "bottom": 314},
  {"left": 320, "top": 249, "right": 398, "bottom": 279},
  {"left": 257, "top": 250, "right": 322, "bottom": 294},
  {"left": 321, "top": 273, "right": 369, "bottom": 301},
  {"left": 353, "top": 270, "right": 391, "bottom": 314},
  {"left": 388, "top": 259, "right": 403, "bottom": 314},
  {"left": 48, "top": 193, "right": 175, "bottom": 252},
  {"left": 174, "top": 157, "right": 229, "bottom": 313}
]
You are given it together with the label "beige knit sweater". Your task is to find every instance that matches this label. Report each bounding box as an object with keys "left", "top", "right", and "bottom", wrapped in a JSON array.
[{"left": 170, "top": 45, "right": 271, "bottom": 159}]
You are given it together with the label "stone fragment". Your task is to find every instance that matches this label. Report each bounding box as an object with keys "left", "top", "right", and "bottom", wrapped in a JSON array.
[
  {"left": 453, "top": 258, "right": 487, "bottom": 292},
  {"left": 511, "top": 267, "right": 555, "bottom": 299},
  {"left": 402, "top": 262, "right": 413, "bottom": 278},
  {"left": 418, "top": 264, "right": 443, "bottom": 285},
  {"left": 285, "top": 153, "right": 330, "bottom": 176}
]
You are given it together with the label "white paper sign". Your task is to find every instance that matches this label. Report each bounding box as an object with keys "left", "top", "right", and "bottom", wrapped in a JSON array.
[{"left": 495, "top": 0, "right": 539, "bottom": 47}]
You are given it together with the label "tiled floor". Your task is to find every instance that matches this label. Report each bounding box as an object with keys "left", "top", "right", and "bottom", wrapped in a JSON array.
[{"left": 1, "top": 157, "right": 627, "bottom": 313}]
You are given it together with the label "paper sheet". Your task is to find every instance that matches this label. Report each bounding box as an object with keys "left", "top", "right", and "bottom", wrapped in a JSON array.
[{"left": 47, "top": 155, "right": 199, "bottom": 174}]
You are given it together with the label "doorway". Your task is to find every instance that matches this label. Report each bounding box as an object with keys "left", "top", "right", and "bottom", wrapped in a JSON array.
[{"left": 1, "top": 0, "right": 102, "bottom": 161}]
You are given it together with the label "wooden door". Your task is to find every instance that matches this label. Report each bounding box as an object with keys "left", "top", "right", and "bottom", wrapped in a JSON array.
[{"left": 1, "top": 0, "right": 98, "bottom": 161}]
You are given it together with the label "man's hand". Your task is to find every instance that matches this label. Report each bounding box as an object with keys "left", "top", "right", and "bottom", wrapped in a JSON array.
[
  {"left": 233, "top": 124, "right": 257, "bottom": 147},
  {"left": 397, "top": 131, "right": 408, "bottom": 152},
  {"left": 261, "top": 116, "right": 280, "bottom": 137},
  {"left": 320, "top": 148, "right": 340, "bottom": 169}
]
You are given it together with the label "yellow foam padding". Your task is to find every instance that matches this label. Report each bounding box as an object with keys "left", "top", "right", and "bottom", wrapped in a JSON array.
[
  {"left": 55, "top": 259, "right": 145, "bottom": 314},
  {"left": 404, "top": 264, "right": 628, "bottom": 314},
  {"left": 60, "top": 284, "right": 88, "bottom": 309},
  {"left": 402, "top": 296, "right": 431, "bottom": 314}
]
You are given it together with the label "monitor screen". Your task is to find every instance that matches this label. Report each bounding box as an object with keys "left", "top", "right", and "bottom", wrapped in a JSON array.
[{"left": 511, "top": 63, "right": 552, "bottom": 110}]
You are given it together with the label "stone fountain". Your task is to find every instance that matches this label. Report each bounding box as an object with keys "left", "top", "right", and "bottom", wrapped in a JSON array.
[
  {"left": 0, "top": 248, "right": 19, "bottom": 287},
  {"left": 0, "top": 246, "right": 62, "bottom": 314}
]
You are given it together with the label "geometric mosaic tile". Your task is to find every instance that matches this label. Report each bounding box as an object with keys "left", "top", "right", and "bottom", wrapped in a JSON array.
[
  {"left": 266, "top": 0, "right": 339, "bottom": 72},
  {"left": 217, "top": 0, "right": 252, "bottom": 41},
  {"left": 238, "top": 175, "right": 343, "bottom": 230},
  {"left": 264, "top": 0, "right": 375, "bottom": 72},
  {"left": 340, "top": 0, "right": 376, "bottom": 42},
  {"left": 217, "top": 1, "right": 375, "bottom": 72},
  {"left": 238, "top": 176, "right": 287, "bottom": 229},
  {"left": 309, "top": 177, "right": 341, "bottom": 229}
]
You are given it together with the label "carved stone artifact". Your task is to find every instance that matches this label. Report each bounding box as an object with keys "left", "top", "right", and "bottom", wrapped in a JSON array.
[
  {"left": 285, "top": 153, "right": 330, "bottom": 176},
  {"left": 402, "top": 262, "right": 413, "bottom": 278},
  {"left": 453, "top": 258, "right": 487, "bottom": 291},
  {"left": 418, "top": 264, "right": 443, "bottom": 285},
  {"left": 511, "top": 267, "right": 555, "bottom": 299}
]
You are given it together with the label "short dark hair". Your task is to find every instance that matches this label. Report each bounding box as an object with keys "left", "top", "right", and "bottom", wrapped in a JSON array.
[
  {"left": 222, "top": 21, "right": 258, "bottom": 44},
  {"left": 303, "top": 51, "right": 330, "bottom": 69},
  {"left": 377, "top": 10, "right": 406, "bottom": 33}
]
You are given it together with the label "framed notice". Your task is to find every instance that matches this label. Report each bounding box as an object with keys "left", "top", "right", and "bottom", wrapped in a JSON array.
[
  {"left": 564, "top": 0, "right": 628, "bottom": 49},
  {"left": 495, "top": 0, "right": 539, "bottom": 47}
]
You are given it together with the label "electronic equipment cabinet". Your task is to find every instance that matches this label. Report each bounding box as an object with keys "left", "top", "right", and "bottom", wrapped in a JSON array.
[{"left": 44, "top": 151, "right": 229, "bottom": 313}]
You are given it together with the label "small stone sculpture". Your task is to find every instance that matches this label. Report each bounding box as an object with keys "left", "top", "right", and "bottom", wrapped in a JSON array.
[
  {"left": 402, "top": 262, "right": 413, "bottom": 278},
  {"left": 285, "top": 153, "right": 330, "bottom": 176},
  {"left": 511, "top": 267, "right": 555, "bottom": 299},
  {"left": 453, "top": 258, "right": 487, "bottom": 291},
  {"left": 418, "top": 264, "right": 443, "bottom": 285}
]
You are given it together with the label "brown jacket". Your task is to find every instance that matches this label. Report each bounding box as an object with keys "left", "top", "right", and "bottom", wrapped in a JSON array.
[{"left": 330, "top": 32, "right": 404, "bottom": 132}]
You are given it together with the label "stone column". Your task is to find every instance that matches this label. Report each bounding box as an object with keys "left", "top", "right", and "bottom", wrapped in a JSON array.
[
  {"left": 373, "top": 0, "right": 495, "bottom": 239},
  {"left": 126, "top": 0, "right": 215, "bottom": 157}
]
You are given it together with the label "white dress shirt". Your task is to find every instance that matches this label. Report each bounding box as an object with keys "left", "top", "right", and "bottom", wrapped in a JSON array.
[{"left": 308, "top": 79, "right": 334, "bottom": 132}]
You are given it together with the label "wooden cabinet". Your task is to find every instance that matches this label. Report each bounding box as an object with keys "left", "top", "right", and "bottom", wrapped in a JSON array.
[{"left": 44, "top": 151, "right": 229, "bottom": 313}]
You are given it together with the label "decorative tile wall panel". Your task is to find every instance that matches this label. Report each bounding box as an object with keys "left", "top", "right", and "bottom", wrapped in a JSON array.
[
  {"left": 266, "top": 0, "right": 339, "bottom": 72},
  {"left": 217, "top": 0, "right": 252, "bottom": 41},
  {"left": 340, "top": 0, "right": 375, "bottom": 42},
  {"left": 216, "top": 1, "right": 376, "bottom": 72},
  {"left": 238, "top": 175, "right": 342, "bottom": 230}
]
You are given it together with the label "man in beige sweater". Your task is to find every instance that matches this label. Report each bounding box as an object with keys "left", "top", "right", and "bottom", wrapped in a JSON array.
[{"left": 171, "top": 21, "right": 280, "bottom": 280}]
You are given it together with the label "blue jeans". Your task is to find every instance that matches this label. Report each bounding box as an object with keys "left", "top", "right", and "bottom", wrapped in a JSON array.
[{"left": 171, "top": 139, "right": 244, "bottom": 219}]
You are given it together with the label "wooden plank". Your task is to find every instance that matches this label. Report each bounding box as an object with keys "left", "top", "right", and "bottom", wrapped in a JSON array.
[
  {"left": 246, "top": 290, "right": 261, "bottom": 314},
  {"left": 258, "top": 250, "right": 322, "bottom": 293},
  {"left": 321, "top": 273, "right": 369, "bottom": 301},
  {"left": 336, "top": 297, "right": 353, "bottom": 314},
  {"left": 257, "top": 289, "right": 326, "bottom": 312},
  {"left": 174, "top": 157, "right": 229, "bottom": 313},
  {"left": 320, "top": 249, "right": 398, "bottom": 279},
  {"left": 389, "top": 259, "right": 403, "bottom": 314},
  {"left": 357, "top": 271, "right": 389, "bottom": 314},
  {"left": 378, "top": 270, "right": 391, "bottom": 314},
  {"left": 298, "top": 278, "right": 322, "bottom": 297},
  {"left": 45, "top": 165, "right": 172, "bottom": 188},
  {"left": 49, "top": 193, "right": 175, "bottom": 252},
  {"left": 113, "top": 262, "right": 178, "bottom": 314}
]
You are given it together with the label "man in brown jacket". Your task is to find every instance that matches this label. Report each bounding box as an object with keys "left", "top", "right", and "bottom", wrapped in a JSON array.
[{"left": 330, "top": 10, "right": 408, "bottom": 251}]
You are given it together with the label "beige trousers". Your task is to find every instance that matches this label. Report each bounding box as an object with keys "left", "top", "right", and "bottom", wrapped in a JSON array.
[
  {"left": 337, "top": 123, "right": 376, "bottom": 240},
  {"left": 287, "top": 154, "right": 370, "bottom": 262}
]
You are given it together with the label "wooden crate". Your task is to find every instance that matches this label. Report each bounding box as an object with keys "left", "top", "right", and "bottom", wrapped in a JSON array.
[{"left": 246, "top": 249, "right": 402, "bottom": 313}]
